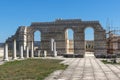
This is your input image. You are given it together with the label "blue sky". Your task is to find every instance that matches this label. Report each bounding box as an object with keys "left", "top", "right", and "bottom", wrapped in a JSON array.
[{"left": 0, "top": 0, "right": 120, "bottom": 42}]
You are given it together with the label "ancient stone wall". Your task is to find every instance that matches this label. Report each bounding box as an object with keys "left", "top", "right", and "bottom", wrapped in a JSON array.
[{"left": 6, "top": 19, "right": 107, "bottom": 57}]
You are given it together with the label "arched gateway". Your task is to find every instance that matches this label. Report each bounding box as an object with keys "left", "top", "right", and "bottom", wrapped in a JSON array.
[{"left": 6, "top": 19, "right": 107, "bottom": 57}]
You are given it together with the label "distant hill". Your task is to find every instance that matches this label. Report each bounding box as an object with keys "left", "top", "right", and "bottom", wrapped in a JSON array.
[{"left": 0, "top": 43, "right": 4, "bottom": 48}]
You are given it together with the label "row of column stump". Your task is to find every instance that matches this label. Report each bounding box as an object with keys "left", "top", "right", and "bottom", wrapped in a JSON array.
[{"left": 3, "top": 39, "right": 57, "bottom": 61}]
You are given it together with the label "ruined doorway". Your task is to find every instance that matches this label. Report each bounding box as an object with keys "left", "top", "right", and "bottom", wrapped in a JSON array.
[
  {"left": 34, "top": 30, "right": 41, "bottom": 51},
  {"left": 84, "top": 27, "right": 94, "bottom": 55},
  {"left": 65, "top": 29, "right": 74, "bottom": 54}
]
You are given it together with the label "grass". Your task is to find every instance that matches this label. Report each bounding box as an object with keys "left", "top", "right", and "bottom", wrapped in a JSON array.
[
  {"left": 101, "top": 59, "right": 117, "bottom": 64},
  {"left": 101, "top": 60, "right": 112, "bottom": 64},
  {"left": 0, "top": 59, "right": 68, "bottom": 80}
]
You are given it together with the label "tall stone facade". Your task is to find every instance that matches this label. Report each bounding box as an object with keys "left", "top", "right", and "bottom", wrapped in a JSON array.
[{"left": 6, "top": 19, "right": 107, "bottom": 57}]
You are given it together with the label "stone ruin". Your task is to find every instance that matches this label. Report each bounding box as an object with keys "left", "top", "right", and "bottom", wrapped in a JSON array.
[{"left": 3, "top": 19, "right": 107, "bottom": 60}]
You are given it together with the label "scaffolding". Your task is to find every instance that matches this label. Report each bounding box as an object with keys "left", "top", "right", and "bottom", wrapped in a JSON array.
[{"left": 106, "top": 19, "right": 120, "bottom": 60}]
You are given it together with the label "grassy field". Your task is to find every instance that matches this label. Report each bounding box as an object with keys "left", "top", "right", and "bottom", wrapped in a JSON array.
[{"left": 0, "top": 59, "right": 67, "bottom": 80}]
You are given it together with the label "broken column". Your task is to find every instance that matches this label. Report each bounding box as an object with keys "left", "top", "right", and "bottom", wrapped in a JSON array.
[
  {"left": 51, "top": 38, "right": 57, "bottom": 57},
  {"left": 13, "top": 39, "right": 17, "bottom": 60},
  {"left": 20, "top": 45, "right": 24, "bottom": 59},
  {"left": 53, "top": 42, "right": 57, "bottom": 57},
  {"left": 44, "top": 50, "right": 47, "bottom": 57},
  {"left": 3, "top": 43, "right": 9, "bottom": 61},
  {"left": 31, "top": 41, "right": 34, "bottom": 58},
  {"left": 38, "top": 50, "right": 41, "bottom": 57},
  {"left": 51, "top": 38, "right": 54, "bottom": 51}
]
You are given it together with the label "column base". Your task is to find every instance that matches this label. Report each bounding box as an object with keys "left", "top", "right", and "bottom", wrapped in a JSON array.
[
  {"left": 12, "top": 57, "right": 17, "bottom": 60},
  {"left": 51, "top": 51, "right": 57, "bottom": 57},
  {"left": 30, "top": 53, "right": 34, "bottom": 58},
  {"left": 26, "top": 56, "right": 29, "bottom": 58},
  {"left": 3, "top": 58, "right": 9, "bottom": 61},
  {"left": 19, "top": 57, "right": 24, "bottom": 59},
  {"left": 53, "top": 53, "right": 57, "bottom": 57}
]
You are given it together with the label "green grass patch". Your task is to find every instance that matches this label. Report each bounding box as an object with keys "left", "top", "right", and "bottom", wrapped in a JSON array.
[
  {"left": 0, "top": 59, "right": 68, "bottom": 80},
  {"left": 101, "top": 59, "right": 117, "bottom": 64},
  {"left": 101, "top": 60, "right": 111, "bottom": 64}
]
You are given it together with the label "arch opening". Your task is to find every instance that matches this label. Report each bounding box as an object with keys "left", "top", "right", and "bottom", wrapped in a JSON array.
[
  {"left": 34, "top": 30, "right": 41, "bottom": 50},
  {"left": 65, "top": 29, "right": 74, "bottom": 54},
  {"left": 84, "top": 27, "right": 94, "bottom": 53}
]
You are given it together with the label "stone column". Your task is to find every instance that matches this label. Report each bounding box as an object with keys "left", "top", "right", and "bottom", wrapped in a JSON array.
[
  {"left": 44, "top": 50, "right": 47, "bottom": 57},
  {"left": 53, "top": 42, "right": 57, "bottom": 57},
  {"left": 20, "top": 45, "right": 24, "bottom": 59},
  {"left": 31, "top": 41, "right": 34, "bottom": 58},
  {"left": 26, "top": 46, "right": 29, "bottom": 58},
  {"left": 51, "top": 38, "right": 54, "bottom": 51},
  {"left": 13, "top": 39, "right": 17, "bottom": 60},
  {"left": 3, "top": 43, "right": 9, "bottom": 61},
  {"left": 38, "top": 50, "right": 41, "bottom": 57}
]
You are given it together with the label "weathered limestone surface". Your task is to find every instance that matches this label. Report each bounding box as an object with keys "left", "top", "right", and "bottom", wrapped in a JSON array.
[{"left": 6, "top": 19, "right": 107, "bottom": 57}]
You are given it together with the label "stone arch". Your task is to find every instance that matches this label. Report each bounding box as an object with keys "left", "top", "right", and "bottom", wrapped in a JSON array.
[
  {"left": 84, "top": 27, "right": 94, "bottom": 40},
  {"left": 64, "top": 28, "right": 74, "bottom": 54},
  {"left": 74, "top": 22, "right": 106, "bottom": 57},
  {"left": 64, "top": 28, "right": 74, "bottom": 39},
  {"left": 34, "top": 30, "right": 41, "bottom": 50},
  {"left": 64, "top": 27, "right": 75, "bottom": 32},
  {"left": 28, "top": 27, "right": 42, "bottom": 41},
  {"left": 83, "top": 24, "right": 106, "bottom": 57},
  {"left": 84, "top": 27, "right": 94, "bottom": 52},
  {"left": 26, "top": 27, "right": 44, "bottom": 56},
  {"left": 33, "top": 30, "right": 42, "bottom": 57},
  {"left": 33, "top": 30, "right": 41, "bottom": 40}
]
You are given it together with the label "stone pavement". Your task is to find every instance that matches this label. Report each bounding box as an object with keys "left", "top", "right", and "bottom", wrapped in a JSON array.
[{"left": 45, "top": 52, "right": 120, "bottom": 80}]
